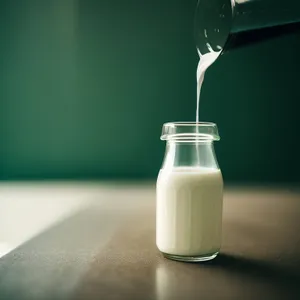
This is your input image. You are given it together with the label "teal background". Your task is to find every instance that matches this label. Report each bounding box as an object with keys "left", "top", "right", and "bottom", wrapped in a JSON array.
[{"left": 0, "top": 0, "right": 300, "bottom": 182}]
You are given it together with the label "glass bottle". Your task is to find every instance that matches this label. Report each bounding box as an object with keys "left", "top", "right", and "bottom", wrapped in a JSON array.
[{"left": 156, "top": 122, "right": 223, "bottom": 262}]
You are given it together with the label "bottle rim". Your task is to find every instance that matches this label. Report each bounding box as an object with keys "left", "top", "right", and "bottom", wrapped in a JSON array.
[{"left": 161, "top": 122, "right": 220, "bottom": 141}]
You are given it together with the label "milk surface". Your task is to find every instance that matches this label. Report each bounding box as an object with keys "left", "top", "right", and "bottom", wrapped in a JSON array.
[{"left": 156, "top": 167, "right": 223, "bottom": 256}]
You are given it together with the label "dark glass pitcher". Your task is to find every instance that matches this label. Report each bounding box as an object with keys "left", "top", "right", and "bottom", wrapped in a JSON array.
[{"left": 195, "top": 0, "right": 300, "bottom": 55}]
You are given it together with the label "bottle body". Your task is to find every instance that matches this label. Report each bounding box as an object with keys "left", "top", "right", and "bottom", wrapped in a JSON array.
[
  {"left": 156, "top": 123, "right": 223, "bottom": 262},
  {"left": 157, "top": 166, "right": 223, "bottom": 260}
]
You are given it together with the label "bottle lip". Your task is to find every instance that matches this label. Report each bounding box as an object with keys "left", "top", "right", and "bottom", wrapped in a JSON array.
[{"left": 161, "top": 122, "right": 220, "bottom": 141}]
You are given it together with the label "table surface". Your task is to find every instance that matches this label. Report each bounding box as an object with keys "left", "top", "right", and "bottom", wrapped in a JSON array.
[{"left": 0, "top": 182, "right": 300, "bottom": 300}]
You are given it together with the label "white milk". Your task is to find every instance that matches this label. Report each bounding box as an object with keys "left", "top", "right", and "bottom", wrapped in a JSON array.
[
  {"left": 156, "top": 167, "right": 223, "bottom": 256},
  {"left": 196, "top": 50, "right": 220, "bottom": 122}
]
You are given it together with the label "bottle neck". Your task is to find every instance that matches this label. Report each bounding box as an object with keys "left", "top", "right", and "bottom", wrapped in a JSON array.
[{"left": 161, "top": 140, "right": 219, "bottom": 170}]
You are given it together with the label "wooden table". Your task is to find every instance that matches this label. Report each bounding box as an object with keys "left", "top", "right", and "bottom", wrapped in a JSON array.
[{"left": 0, "top": 183, "right": 300, "bottom": 300}]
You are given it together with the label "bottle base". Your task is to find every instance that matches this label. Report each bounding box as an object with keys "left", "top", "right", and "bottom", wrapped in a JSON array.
[{"left": 162, "top": 251, "right": 219, "bottom": 263}]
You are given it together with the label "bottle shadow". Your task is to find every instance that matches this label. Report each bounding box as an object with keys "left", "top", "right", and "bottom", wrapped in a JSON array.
[{"left": 202, "top": 253, "right": 300, "bottom": 293}]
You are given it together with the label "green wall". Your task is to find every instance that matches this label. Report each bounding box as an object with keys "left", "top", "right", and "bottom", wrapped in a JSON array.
[{"left": 1, "top": 0, "right": 300, "bottom": 183}]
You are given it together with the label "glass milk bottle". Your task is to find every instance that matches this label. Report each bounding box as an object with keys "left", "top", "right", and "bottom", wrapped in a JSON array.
[{"left": 156, "top": 122, "right": 223, "bottom": 262}]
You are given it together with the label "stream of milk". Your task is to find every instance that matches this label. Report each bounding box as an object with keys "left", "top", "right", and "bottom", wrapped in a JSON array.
[{"left": 196, "top": 50, "right": 220, "bottom": 122}]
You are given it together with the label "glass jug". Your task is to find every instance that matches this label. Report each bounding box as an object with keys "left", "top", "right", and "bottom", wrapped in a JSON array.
[
  {"left": 156, "top": 122, "right": 223, "bottom": 262},
  {"left": 195, "top": 0, "right": 300, "bottom": 56}
]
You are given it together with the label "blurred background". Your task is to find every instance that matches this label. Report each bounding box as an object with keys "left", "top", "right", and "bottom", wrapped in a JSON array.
[{"left": 0, "top": 0, "right": 300, "bottom": 183}]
